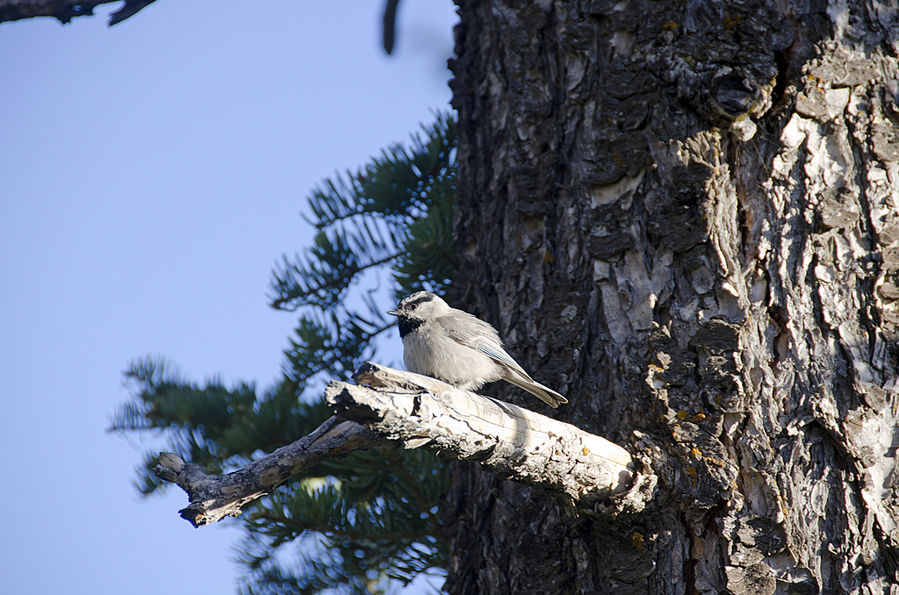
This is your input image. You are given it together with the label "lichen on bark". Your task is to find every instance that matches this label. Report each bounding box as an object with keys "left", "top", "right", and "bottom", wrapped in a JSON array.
[{"left": 447, "top": 0, "right": 899, "bottom": 592}]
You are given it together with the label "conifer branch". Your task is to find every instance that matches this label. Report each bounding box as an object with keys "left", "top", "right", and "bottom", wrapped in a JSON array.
[
  {"left": 155, "top": 363, "right": 653, "bottom": 527},
  {"left": 270, "top": 251, "right": 403, "bottom": 311},
  {"left": 285, "top": 320, "right": 397, "bottom": 383},
  {"left": 251, "top": 511, "right": 438, "bottom": 543}
]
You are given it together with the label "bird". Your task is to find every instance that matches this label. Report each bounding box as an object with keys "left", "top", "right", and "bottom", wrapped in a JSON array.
[{"left": 387, "top": 291, "right": 568, "bottom": 408}]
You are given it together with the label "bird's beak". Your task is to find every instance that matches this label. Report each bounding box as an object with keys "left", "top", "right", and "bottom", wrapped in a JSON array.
[{"left": 387, "top": 310, "right": 399, "bottom": 316}]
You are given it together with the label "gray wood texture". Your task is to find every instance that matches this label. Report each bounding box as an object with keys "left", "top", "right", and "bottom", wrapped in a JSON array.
[
  {"left": 328, "top": 362, "right": 644, "bottom": 505},
  {"left": 154, "top": 416, "right": 379, "bottom": 527},
  {"left": 155, "top": 363, "right": 639, "bottom": 527}
]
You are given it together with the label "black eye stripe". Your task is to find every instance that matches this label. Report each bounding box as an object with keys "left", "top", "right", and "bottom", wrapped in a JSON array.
[{"left": 404, "top": 294, "right": 434, "bottom": 308}]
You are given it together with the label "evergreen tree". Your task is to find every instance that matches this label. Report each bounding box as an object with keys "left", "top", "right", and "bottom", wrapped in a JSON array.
[
  {"left": 444, "top": 1, "right": 899, "bottom": 592},
  {"left": 111, "top": 113, "right": 456, "bottom": 593}
]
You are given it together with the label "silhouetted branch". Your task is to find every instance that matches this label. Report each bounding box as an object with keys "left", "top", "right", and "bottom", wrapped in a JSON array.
[{"left": 0, "top": 0, "right": 156, "bottom": 26}]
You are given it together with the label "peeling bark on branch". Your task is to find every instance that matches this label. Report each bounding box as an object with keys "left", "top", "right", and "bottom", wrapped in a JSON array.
[
  {"left": 154, "top": 416, "right": 379, "bottom": 527},
  {"left": 155, "top": 362, "right": 647, "bottom": 527},
  {"left": 327, "top": 362, "right": 645, "bottom": 506}
]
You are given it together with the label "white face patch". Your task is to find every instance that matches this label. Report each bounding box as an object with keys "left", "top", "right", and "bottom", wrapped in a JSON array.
[{"left": 400, "top": 292, "right": 436, "bottom": 312}]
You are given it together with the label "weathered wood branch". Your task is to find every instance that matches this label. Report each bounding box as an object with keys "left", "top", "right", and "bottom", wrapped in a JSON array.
[
  {"left": 0, "top": 0, "right": 156, "bottom": 26},
  {"left": 327, "top": 362, "right": 643, "bottom": 505},
  {"left": 155, "top": 362, "right": 652, "bottom": 526},
  {"left": 153, "top": 415, "right": 379, "bottom": 527}
]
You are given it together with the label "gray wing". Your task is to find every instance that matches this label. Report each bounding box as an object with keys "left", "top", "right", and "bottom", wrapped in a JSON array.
[
  {"left": 434, "top": 312, "right": 527, "bottom": 374},
  {"left": 435, "top": 311, "right": 568, "bottom": 408}
]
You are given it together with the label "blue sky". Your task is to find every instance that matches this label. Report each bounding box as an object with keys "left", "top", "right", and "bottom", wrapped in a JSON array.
[{"left": 0, "top": 2, "right": 455, "bottom": 593}]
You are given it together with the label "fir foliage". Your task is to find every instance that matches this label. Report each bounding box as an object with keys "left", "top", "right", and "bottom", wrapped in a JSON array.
[{"left": 109, "top": 113, "right": 456, "bottom": 593}]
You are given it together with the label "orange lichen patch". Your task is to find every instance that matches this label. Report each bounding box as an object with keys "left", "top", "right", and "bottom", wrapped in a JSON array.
[
  {"left": 632, "top": 532, "right": 645, "bottom": 551},
  {"left": 723, "top": 14, "right": 742, "bottom": 30},
  {"left": 690, "top": 447, "right": 702, "bottom": 459},
  {"left": 692, "top": 412, "right": 707, "bottom": 422},
  {"left": 676, "top": 409, "right": 688, "bottom": 420},
  {"left": 686, "top": 466, "right": 698, "bottom": 478}
]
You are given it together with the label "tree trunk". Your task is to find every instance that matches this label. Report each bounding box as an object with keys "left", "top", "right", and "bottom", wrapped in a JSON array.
[{"left": 447, "top": 0, "right": 899, "bottom": 592}]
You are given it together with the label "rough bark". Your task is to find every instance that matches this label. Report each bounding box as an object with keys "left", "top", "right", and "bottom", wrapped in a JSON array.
[
  {"left": 0, "top": 0, "right": 155, "bottom": 26},
  {"left": 448, "top": 0, "right": 899, "bottom": 593}
]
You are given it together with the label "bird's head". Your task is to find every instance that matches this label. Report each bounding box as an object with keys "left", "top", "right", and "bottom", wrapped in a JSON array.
[{"left": 388, "top": 291, "right": 449, "bottom": 323}]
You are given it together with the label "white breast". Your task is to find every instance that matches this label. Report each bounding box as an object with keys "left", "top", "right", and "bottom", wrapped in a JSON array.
[{"left": 402, "top": 325, "right": 502, "bottom": 390}]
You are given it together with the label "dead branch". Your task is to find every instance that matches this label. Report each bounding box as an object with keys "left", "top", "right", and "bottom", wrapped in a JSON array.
[
  {"left": 0, "top": 0, "right": 156, "bottom": 26},
  {"left": 154, "top": 416, "right": 379, "bottom": 527},
  {"left": 155, "top": 362, "right": 646, "bottom": 526},
  {"left": 327, "top": 362, "right": 637, "bottom": 503}
]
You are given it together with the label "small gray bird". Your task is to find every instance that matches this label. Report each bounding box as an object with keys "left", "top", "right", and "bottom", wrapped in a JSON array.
[{"left": 387, "top": 291, "right": 568, "bottom": 408}]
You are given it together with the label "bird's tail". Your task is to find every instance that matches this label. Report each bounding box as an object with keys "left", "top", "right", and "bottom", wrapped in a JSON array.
[{"left": 502, "top": 370, "right": 568, "bottom": 408}]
